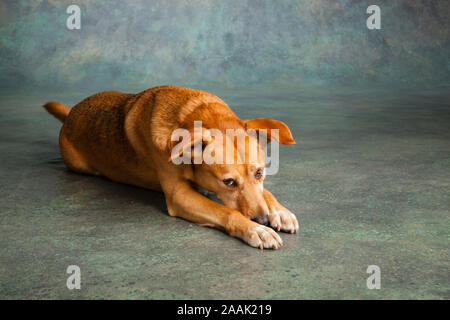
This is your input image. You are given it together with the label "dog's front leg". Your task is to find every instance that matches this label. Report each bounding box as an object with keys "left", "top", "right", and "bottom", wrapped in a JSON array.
[
  {"left": 263, "top": 189, "right": 299, "bottom": 234},
  {"left": 163, "top": 181, "right": 283, "bottom": 249}
]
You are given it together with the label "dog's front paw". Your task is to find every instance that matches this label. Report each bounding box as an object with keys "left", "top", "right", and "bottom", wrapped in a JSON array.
[
  {"left": 245, "top": 224, "right": 283, "bottom": 250},
  {"left": 269, "top": 207, "right": 299, "bottom": 234}
]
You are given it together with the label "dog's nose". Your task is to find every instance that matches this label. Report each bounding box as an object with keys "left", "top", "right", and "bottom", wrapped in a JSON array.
[{"left": 252, "top": 214, "right": 269, "bottom": 226}]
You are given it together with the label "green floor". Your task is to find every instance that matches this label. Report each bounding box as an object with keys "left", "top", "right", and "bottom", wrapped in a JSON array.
[{"left": 0, "top": 85, "right": 448, "bottom": 299}]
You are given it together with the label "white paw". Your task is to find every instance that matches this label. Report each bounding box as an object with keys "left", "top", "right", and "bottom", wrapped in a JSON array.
[
  {"left": 246, "top": 225, "right": 283, "bottom": 249},
  {"left": 269, "top": 208, "right": 299, "bottom": 234}
]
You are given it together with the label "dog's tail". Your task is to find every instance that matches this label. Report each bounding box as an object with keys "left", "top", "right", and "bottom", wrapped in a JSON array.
[{"left": 43, "top": 101, "right": 71, "bottom": 123}]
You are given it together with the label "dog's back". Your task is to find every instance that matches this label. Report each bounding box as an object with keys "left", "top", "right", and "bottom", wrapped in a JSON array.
[{"left": 43, "top": 85, "right": 234, "bottom": 188}]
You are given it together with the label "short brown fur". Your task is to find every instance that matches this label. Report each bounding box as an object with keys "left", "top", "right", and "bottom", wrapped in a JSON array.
[{"left": 44, "top": 85, "right": 298, "bottom": 249}]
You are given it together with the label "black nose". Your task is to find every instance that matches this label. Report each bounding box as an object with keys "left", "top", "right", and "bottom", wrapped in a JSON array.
[{"left": 252, "top": 214, "right": 269, "bottom": 226}]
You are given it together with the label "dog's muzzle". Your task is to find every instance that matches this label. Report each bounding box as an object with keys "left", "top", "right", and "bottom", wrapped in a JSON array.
[{"left": 252, "top": 214, "right": 269, "bottom": 226}]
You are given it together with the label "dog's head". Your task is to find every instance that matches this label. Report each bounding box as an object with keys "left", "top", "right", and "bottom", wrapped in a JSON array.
[{"left": 169, "top": 118, "right": 295, "bottom": 224}]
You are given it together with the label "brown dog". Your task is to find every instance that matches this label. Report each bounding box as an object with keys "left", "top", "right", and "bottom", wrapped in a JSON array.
[{"left": 44, "top": 85, "right": 298, "bottom": 249}]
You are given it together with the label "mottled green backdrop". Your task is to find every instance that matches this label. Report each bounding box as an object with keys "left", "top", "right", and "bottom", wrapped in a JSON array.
[
  {"left": 0, "top": 0, "right": 449, "bottom": 91},
  {"left": 0, "top": 0, "right": 449, "bottom": 300}
]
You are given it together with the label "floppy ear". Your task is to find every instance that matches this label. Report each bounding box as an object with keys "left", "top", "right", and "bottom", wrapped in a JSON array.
[
  {"left": 244, "top": 118, "right": 296, "bottom": 145},
  {"left": 168, "top": 126, "right": 212, "bottom": 164}
]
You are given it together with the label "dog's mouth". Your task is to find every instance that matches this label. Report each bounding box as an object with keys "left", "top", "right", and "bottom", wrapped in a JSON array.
[
  {"left": 192, "top": 183, "right": 216, "bottom": 198},
  {"left": 192, "top": 183, "right": 269, "bottom": 225}
]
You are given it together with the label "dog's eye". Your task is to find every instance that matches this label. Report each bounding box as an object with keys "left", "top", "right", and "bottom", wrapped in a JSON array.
[
  {"left": 255, "top": 168, "right": 264, "bottom": 180},
  {"left": 223, "top": 178, "right": 237, "bottom": 188}
]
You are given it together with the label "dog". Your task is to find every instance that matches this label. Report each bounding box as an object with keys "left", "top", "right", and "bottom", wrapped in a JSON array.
[{"left": 44, "top": 85, "right": 298, "bottom": 249}]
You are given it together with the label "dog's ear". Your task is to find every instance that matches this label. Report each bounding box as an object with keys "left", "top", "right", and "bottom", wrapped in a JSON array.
[
  {"left": 244, "top": 118, "right": 296, "bottom": 145},
  {"left": 168, "top": 127, "right": 212, "bottom": 164}
]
